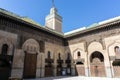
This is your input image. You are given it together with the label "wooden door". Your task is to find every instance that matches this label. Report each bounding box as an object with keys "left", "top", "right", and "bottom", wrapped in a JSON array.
[
  {"left": 90, "top": 52, "right": 106, "bottom": 77},
  {"left": 23, "top": 53, "right": 37, "bottom": 79},
  {"left": 90, "top": 64, "right": 106, "bottom": 77},
  {"left": 113, "top": 66, "right": 120, "bottom": 77},
  {"left": 57, "top": 67, "right": 62, "bottom": 76},
  {"left": 45, "top": 66, "right": 53, "bottom": 77},
  {"left": 112, "top": 60, "right": 120, "bottom": 77},
  {"left": 0, "top": 60, "right": 10, "bottom": 80},
  {"left": 76, "top": 65, "right": 85, "bottom": 76}
]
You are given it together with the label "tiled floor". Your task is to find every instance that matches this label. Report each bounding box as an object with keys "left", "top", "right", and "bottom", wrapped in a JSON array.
[{"left": 24, "top": 76, "right": 120, "bottom": 80}]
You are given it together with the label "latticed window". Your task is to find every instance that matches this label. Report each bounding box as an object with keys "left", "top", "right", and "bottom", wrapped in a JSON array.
[
  {"left": 90, "top": 51, "right": 104, "bottom": 63},
  {"left": 48, "top": 51, "right": 51, "bottom": 58},
  {"left": 40, "top": 41, "right": 45, "bottom": 53},
  {"left": 67, "top": 53, "right": 70, "bottom": 59},
  {"left": 114, "top": 46, "right": 120, "bottom": 54},
  {"left": 58, "top": 53, "right": 61, "bottom": 59},
  {"left": 77, "top": 51, "right": 81, "bottom": 57},
  {"left": 1, "top": 44, "right": 8, "bottom": 55},
  {"left": 77, "top": 51, "right": 81, "bottom": 59}
]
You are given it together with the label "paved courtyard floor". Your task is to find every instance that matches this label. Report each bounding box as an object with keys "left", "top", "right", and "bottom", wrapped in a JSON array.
[{"left": 24, "top": 76, "right": 120, "bottom": 80}]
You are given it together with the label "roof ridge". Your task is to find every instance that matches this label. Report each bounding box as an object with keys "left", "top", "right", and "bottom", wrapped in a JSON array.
[
  {"left": 0, "top": 8, "right": 64, "bottom": 37},
  {"left": 0, "top": 8, "right": 42, "bottom": 27},
  {"left": 65, "top": 16, "right": 120, "bottom": 36}
]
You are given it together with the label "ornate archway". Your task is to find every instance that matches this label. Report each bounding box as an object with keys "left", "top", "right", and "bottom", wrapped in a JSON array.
[
  {"left": 90, "top": 51, "right": 106, "bottom": 77},
  {"left": 22, "top": 39, "right": 39, "bottom": 79}
]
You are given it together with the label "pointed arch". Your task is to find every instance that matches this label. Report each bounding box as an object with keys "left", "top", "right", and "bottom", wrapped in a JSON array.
[
  {"left": 90, "top": 51, "right": 104, "bottom": 63},
  {"left": 0, "top": 38, "right": 13, "bottom": 55},
  {"left": 88, "top": 41, "right": 103, "bottom": 54},
  {"left": 22, "top": 39, "right": 40, "bottom": 54},
  {"left": 73, "top": 48, "right": 84, "bottom": 60},
  {"left": 90, "top": 51, "right": 106, "bottom": 77},
  {"left": 108, "top": 41, "right": 120, "bottom": 58}
]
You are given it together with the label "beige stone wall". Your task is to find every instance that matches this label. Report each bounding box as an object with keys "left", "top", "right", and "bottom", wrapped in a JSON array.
[
  {"left": 46, "top": 17, "right": 62, "bottom": 33},
  {"left": 66, "top": 34, "right": 120, "bottom": 77},
  {"left": 12, "top": 38, "right": 41, "bottom": 78},
  {"left": 11, "top": 49, "right": 24, "bottom": 78},
  {"left": 46, "top": 19, "right": 54, "bottom": 29},
  {"left": 0, "top": 30, "right": 24, "bottom": 78},
  {"left": 68, "top": 42, "right": 86, "bottom": 65},
  {"left": 1, "top": 25, "right": 120, "bottom": 78},
  {"left": 9, "top": 33, "right": 120, "bottom": 78},
  {"left": 11, "top": 37, "right": 65, "bottom": 78},
  {"left": 67, "top": 38, "right": 113, "bottom": 77},
  {"left": 0, "top": 30, "right": 26, "bottom": 78},
  {"left": 0, "top": 30, "right": 17, "bottom": 55},
  {"left": 12, "top": 49, "right": 24, "bottom": 68},
  {"left": 45, "top": 41, "right": 64, "bottom": 65},
  {"left": 55, "top": 19, "right": 62, "bottom": 32},
  {"left": 65, "top": 42, "right": 87, "bottom": 76},
  {"left": 104, "top": 35, "right": 120, "bottom": 77},
  {"left": 105, "top": 35, "right": 120, "bottom": 57}
]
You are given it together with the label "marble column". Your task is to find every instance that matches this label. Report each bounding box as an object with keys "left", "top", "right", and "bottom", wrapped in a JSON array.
[
  {"left": 85, "top": 67, "right": 89, "bottom": 77},
  {"left": 36, "top": 53, "right": 41, "bottom": 78},
  {"left": 36, "top": 69, "right": 40, "bottom": 78},
  {"left": 53, "top": 66, "right": 57, "bottom": 76},
  {"left": 106, "top": 66, "right": 112, "bottom": 77},
  {"left": 41, "top": 67, "right": 45, "bottom": 77},
  {"left": 71, "top": 64, "right": 76, "bottom": 76},
  {"left": 110, "top": 61, "right": 114, "bottom": 77},
  {"left": 105, "top": 60, "right": 112, "bottom": 77},
  {"left": 11, "top": 49, "right": 24, "bottom": 78},
  {"left": 41, "top": 53, "right": 45, "bottom": 77}
]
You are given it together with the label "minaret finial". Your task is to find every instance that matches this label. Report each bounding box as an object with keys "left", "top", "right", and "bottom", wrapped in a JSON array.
[{"left": 52, "top": 0, "right": 55, "bottom": 7}]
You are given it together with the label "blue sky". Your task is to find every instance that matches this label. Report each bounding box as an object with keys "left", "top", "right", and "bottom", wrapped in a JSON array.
[{"left": 0, "top": 0, "right": 120, "bottom": 33}]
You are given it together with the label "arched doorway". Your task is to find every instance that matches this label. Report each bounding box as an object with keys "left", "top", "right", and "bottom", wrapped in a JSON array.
[
  {"left": 22, "top": 39, "right": 39, "bottom": 79},
  {"left": 90, "top": 51, "right": 106, "bottom": 77}
]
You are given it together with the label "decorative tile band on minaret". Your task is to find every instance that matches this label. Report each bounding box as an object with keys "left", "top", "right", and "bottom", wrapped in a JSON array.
[{"left": 45, "top": 0, "right": 63, "bottom": 33}]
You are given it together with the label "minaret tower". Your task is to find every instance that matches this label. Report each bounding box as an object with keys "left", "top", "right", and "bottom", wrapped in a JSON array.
[{"left": 45, "top": 0, "right": 62, "bottom": 33}]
